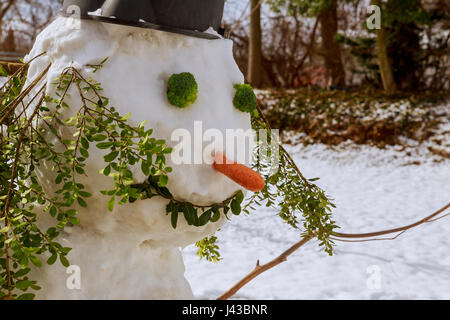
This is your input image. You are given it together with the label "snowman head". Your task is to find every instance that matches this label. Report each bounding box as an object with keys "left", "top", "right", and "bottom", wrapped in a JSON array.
[{"left": 26, "top": 17, "right": 264, "bottom": 247}]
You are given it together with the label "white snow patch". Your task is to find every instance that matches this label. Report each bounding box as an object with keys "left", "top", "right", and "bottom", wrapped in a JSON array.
[{"left": 87, "top": 9, "right": 102, "bottom": 17}]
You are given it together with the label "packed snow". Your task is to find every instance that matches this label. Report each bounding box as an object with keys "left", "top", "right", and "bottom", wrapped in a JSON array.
[{"left": 183, "top": 139, "right": 450, "bottom": 299}]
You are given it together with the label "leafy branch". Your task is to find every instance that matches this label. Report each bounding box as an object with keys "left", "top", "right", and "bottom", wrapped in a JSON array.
[
  {"left": 244, "top": 104, "right": 339, "bottom": 255},
  {"left": 0, "top": 58, "right": 175, "bottom": 299}
]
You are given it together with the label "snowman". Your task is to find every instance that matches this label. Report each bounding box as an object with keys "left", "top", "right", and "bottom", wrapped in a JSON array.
[{"left": 23, "top": 0, "right": 264, "bottom": 299}]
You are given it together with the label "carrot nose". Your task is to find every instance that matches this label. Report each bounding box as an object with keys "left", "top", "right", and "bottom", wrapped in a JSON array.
[{"left": 212, "top": 152, "right": 265, "bottom": 192}]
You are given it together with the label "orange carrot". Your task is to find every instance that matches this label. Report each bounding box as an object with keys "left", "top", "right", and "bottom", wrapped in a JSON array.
[{"left": 213, "top": 152, "right": 265, "bottom": 192}]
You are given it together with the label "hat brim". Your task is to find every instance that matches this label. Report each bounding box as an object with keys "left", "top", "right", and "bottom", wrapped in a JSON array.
[{"left": 59, "top": 11, "right": 224, "bottom": 40}]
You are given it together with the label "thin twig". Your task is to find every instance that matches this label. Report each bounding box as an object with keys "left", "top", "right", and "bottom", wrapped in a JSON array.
[
  {"left": 217, "top": 233, "right": 315, "bottom": 300},
  {"left": 0, "top": 63, "right": 50, "bottom": 125},
  {"left": 218, "top": 203, "right": 450, "bottom": 300},
  {"left": 332, "top": 203, "right": 450, "bottom": 239}
]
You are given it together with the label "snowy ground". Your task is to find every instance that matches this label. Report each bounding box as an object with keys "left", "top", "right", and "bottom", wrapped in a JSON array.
[{"left": 182, "top": 140, "right": 450, "bottom": 300}]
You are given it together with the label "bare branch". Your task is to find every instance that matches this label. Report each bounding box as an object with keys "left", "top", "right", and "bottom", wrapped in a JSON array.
[
  {"left": 217, "top": 233, "right": 315, "bottom": 300},
  {"left": 218, "top": 203, "right": 450, "bottom": 300}
]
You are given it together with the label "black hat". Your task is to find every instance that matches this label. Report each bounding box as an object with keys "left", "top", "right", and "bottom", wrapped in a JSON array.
[{"left": 61, "top": 0, "right": 226, "bottom": 40}]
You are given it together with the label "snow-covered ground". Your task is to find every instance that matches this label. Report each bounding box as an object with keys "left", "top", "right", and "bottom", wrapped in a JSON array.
[{"left": 183, "top": 141, "right": 450, "bottom": 300}]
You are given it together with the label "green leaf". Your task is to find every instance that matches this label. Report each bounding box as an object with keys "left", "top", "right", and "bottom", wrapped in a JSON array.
[
  {"left": 69, "top": 217, "right": 81, "bottom": 225},
  {"left": 0, "top": 64, "right": 8, "bottom": 77},
  {"left": 107, "top": 196, "right": 115, "bottom": 212},
  {"left": 211, "top": 208, "right": 221, "bottom": 223},
  {"left": 103, "top": 165, "right": 111, "bottom": 176},
  {"left": 75, "top": 166, "right": 85, "bottom": 175},
  {"left": 77, "top": 197, "right": 87, "bottom": 208},
  {"left": 104, "top": 151, "right": 119, "bottom": 162},
  {"left": 66, "top": 209, "right": 77, "bottom": 217},
  {"left": 30, "top": 256, "right": 43, "bottom": 267},
  {"left": 13, "top": 268, "right": 30, "bottom": 278},
  {"left": 158, "top": 175, "right": 168, "bottom": 187},
  {"left": 80, "top": 148, "right": 89, "bottom": 158},
  {"left": 60, "top": 255, "right": 70, "bottom": 268},
  {"left": 235, "top": 190, "right": 244, "bottom": 204},
  {"left": 15, "top": 280, "right": 32, "bottom": 290},
  {"left": 79, "top": 191, "right": 92, "bottom": 198},
  {"left": 96, "top": 142, "right": 113, "bottom": 149},
  {"left": 141, "top": 162, "right": 150, "bottom": 176},
  {"left": 80, "top": 137, "right": 89, "bottom": 149},
  {"left": 198, "top": 210, "right": 212, "bottom": 226},
  {"left": 120, "top": 113, "right": 132, "bottom": 121},
  {"left": 230, "top": 199, "right": 241, "bottom": 215},
  {"left": 49, "top": 206, "right": 57, "bottom": 217},
  {"left": 17, "top": 293, "right": 35, "bottom": 300},
  {"left": 92, "top": 134, "right": 107, "bottom": 141},
  {"left": 171, "top": 211, "right": 178, "bottom": 229},
  {"left": 47, "top": 254, "right": 57, "bottom": 265},
  {"left": 0, "top": 225, "right": 10, "bottom": 233},
  {"left": 182, "top": 203, "right": 196, "bottom": 226}
]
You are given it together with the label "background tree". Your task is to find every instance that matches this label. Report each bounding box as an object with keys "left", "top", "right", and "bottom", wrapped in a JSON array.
[
  {"left": 318, "top": 0, "right": 345, "bottom": 87},
  {"left": 371, "top": 0, "right": 397, "bottom": 95},
  {"left": 248, "top": 0, "right": 264, "bottom": 87},
  {"left": 268, "top": 0, "right": 346, "bottom": 87},
  {"left": 0, "top": 0, "right": 63, "bottom": 52}
]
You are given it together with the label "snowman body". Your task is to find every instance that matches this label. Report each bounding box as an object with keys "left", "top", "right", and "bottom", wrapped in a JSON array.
[{"left": 24, "top": 16, "right": 251, "bottom": 299}]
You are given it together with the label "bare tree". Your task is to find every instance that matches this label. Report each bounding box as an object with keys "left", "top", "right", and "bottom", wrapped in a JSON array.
[{"left": 1, "top": 0, "right": 62, "bottom": 52}]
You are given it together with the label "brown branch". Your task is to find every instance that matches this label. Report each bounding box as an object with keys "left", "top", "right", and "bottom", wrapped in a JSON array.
[
  {"left": 332, "top": 203, "right": 450, "bottom": 239},
  {"left": 0, "top": 0, "right": 14, "bottom": 22},
  {"left": 0, "top": 62, "right": 50, "bottom": 125},
  {"left": 218, "top": 203, "right": 450, "bottom": 300},
  {"left": 217, "top": 233, "right": 315, "bottom": 300}
]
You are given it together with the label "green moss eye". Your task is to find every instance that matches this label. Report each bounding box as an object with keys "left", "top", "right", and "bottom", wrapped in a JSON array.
[
  {"left": 233, "top": 84, "right": 257, "bottom": 113},
  {"left": 167, "top": 72, "right": 198, "bottom": 108}
]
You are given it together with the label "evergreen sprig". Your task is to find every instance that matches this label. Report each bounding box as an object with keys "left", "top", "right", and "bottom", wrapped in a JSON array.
[
  {"left": 244, "top": 106, "right": 339, "bottom": 255},
  {"left": 0, "top": 58, "right": 174, "bottom": 299}
]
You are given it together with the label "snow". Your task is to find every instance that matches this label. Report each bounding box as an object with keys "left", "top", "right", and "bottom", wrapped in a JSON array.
[
  {"left": 183, "top": 141, "right": 450, "bottom": 299},
  {"left": 23, "top": 16, "right": 252, "bottom": 299},
  {"left": 0, "top": 76, "right": 7, "bottom": 87},
  {"left": 87, "top": 9, "right": 103, "bottom": 17}
]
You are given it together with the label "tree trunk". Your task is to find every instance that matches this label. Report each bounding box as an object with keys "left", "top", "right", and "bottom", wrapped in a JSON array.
[
  {"left": 247, "top": 0, "right": 263, "bottom": 88},
  {"left": 319, "top": 0, "right": 346, "bottom": 88},
  {"left": 3, "top": 29, "right": 16, "bottom": 52},
  {"left": 371, "top": 0, "right": 397, "bottom": 95}
]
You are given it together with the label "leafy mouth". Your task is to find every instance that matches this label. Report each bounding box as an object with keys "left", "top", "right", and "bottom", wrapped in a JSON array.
[{"left": 130, "top": 175, "right": 245, "bottom": 229}]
